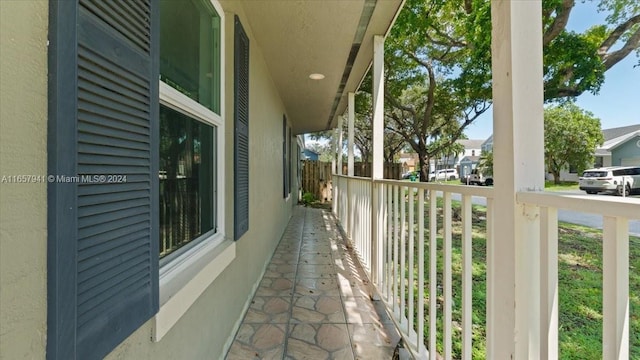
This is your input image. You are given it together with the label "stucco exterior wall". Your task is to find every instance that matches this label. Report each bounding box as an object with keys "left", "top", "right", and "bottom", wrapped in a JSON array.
[
  {"left": 105, "top": 4, "right": 293, "bottom": 359},
  {"left": 0, "top": 1, "right": 49, "bottom": 359},
  {"left": 612, "top": 135, "right": 640, "bottom": 166}
]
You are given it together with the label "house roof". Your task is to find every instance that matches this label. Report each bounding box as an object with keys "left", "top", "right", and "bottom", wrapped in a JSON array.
[
  {"left": 225, "top": 0, "right": 404, "bottom": 135},
  {"left": 481, "top": 135, "right": 493, "bottom": 147},
  {"left": 460, "top": 155, "right": 480, "bottom": 163},
  {"left": 456, "top": 139, "right": 484, "bottom": 149},
  {"left": 602, "top": 124, "right": 640, "bottom": 142},
  {"left": 600, "top": 130, "right": 640, "bottom": 151}
]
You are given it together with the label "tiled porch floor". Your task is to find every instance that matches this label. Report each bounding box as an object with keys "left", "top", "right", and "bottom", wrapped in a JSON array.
[{"left": 226, "top": 206, "right": 401, "bottom": 360}]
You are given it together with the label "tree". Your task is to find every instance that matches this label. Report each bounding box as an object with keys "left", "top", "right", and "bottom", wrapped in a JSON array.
[
  {"left": 382, "top": 0, "right": 491, "bottom": 182},
  {"left": 544, "top": 103, "right": 604, "bottom": 184},
  {"left": 478, "top": 150, "right": 493, "bottom": 175},
  {"left": 305, "top": 141, "right": 334, "bottom": 163}
]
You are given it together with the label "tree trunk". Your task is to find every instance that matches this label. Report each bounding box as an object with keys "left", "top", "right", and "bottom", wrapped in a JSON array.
[
  {"left": 418, "top": 152, "right": 429, "bottom": 182},
  {"left": 553, "top": 170, "right": 561, "bottom": 185}
]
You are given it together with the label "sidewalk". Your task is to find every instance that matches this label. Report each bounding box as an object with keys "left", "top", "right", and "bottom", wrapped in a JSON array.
[{"left": 225, "top": 206, "right": 401, "bottom": 360}]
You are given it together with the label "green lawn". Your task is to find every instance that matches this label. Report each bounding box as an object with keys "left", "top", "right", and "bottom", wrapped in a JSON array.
[
  {"left": 545, "top": 180, "right": 580, "bottom": 191},
  {"left": 398, "top": 199, "right": 638, "bottom": 358}
]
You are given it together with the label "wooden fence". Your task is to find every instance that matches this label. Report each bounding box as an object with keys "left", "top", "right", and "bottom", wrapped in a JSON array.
[{"left": 300, "top": 161, "right": 402, "bottom": 203}]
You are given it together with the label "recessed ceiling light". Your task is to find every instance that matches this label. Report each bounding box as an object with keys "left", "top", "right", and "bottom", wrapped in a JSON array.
[{"left": 309, "top": 73, "right": 325, "bottom": 80}]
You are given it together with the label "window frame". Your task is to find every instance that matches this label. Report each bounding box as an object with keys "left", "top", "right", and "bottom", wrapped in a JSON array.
[{"left": 153, "top": 0, "right": 233, "bottom": 341}]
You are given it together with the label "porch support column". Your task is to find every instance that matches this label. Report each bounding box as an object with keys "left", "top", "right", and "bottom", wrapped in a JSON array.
[
  {"left": 370, "top": 35, "right": 384, "bottom": 287},
  {"left": 337, "top": 116, "right": 344, "bottom": 175},
  {"left": 348, "top": 92, "right": 355, "bottom": 177},
  {"left": 489, "top": 1, "right": 545, "bottom": 359},
  {"left": 331, "top": 128, "right": 337, "bottom": 175}
]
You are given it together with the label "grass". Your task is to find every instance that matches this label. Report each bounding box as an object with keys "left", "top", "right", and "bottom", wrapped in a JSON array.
[
  {"left": 394, "top": 198, "right": 639, "bottom": 359},
  {"left": 545, "top": 180, "right": 579, "bottom": 191}
]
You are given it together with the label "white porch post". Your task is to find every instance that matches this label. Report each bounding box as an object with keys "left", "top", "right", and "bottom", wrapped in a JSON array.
[
  {"left": 331, "top": 128, "right": 337, "bottom": 175},
  {"left": 489, "top": 1, "right": 545, "bottom": 358},
  {"left": 348, "top": 92, "right": 355, "bottom": 177},
  {"left": 337, "top": 116, "right": 344, "bottom": 175},
  {"left": 347, "top": 93, "right": 355, "bottom": 240},
  {"left": 370, "top": 35, "right": 384, "bottom": 287}
]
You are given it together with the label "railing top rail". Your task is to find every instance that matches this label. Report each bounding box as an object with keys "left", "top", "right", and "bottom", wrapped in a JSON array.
[
  {"left": 517, "top": 191, "right": 640, "bottom": 220},
  {"left": 335, "top": 174, "right": 495, "bottom": 198},
  {"left": 333, "top": 174, "right": 372, "bottom": 181}
]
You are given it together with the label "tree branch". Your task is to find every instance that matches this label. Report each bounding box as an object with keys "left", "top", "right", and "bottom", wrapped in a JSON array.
[
  {"left": 598, "top": 14, "right": 640, "bottom": 57},
  {"left": 543, "top": 0, "right": 575, "bottom": 46},
  {"left": 602, "top": 26, "right": 640, "bottom": 70}
]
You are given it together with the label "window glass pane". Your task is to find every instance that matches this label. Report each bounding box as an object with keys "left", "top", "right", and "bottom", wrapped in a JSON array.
[
  {"left": 160, "top": 0, "right": 221, "bottom": 113},
  {"left": 159, "top": 105, "right": 216, "bottom": 258}
]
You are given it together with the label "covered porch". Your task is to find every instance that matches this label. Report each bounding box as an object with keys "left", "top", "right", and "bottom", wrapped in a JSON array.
[{"left": 226, "top": 206, "right": 401, "bottom": 359}]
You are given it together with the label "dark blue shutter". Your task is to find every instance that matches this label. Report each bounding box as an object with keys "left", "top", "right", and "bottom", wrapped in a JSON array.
[
  {"left": 234, "top": 16, "right": 249, "bottom": 240},
  {"left": 283, "top": 116, "right": 287, "bottom": 198},
  {"left": 47, "top": 1, "right": 159, "bottom": 359}
]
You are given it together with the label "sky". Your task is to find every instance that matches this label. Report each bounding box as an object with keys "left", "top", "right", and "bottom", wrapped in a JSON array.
[{"left": 463, "top": 1, "right": 640, "bottom": 140}]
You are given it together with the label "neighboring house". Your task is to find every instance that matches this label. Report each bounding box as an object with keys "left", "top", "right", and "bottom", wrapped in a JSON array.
[
  {"left": 302, "top": 148, "right": 320, "bottom": 161},
  {"left": 0, "top": 1, "right": 402, "bottom": 359},
  {"left": 459, "top": 155, "right": 480, "bottom": 179},
  {"left": 595, "top": 125, "right": 640, "bottom": 167},
  {"left": 398, "top": 152, "right": 420, "bottom": 173},
  {"left": 554, "top": 124, "right": 640, "bottom": 181},
  {"left": 434, "top": 139, "right": 483, "bottom": 171},
  {"left": 481, "top": 134, "right": 493, "bottom": 153}
]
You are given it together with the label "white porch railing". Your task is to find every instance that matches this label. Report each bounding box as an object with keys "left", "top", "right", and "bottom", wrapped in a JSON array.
[{"left": 332, "top": 174, "right": 639, "bottom": 360}]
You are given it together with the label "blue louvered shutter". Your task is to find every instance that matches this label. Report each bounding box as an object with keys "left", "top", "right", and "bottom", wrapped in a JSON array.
[
  {"left": 47, "top": 1, "right": 159, "bottom": 359},
  {"left": 234, "top": 16, "right": 249, "bottom": 240}
]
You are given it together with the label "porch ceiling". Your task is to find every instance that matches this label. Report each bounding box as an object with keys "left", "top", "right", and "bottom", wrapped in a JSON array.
[{"left": 239, "top": 0, "right": 403, "bottom": 135}]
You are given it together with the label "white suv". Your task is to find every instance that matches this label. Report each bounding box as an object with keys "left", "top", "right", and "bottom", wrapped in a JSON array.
[
  {"left": 579, "top": 166, "right": 640, "bottom": 196},
  {"left": 430, "top": 168, "right": 459, "bottom": 181}
]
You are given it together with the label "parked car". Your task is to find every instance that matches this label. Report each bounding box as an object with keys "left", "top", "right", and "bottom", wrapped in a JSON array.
[
  {"left": 402, "top": 171, "right": 418, "bottom": 180},
  {"left": 464, "top": 168, "right": 493, "bottom": 186},
  {"left": 578, "top": 166, "right": 640, "bottom": 196},
  {"left": 429, "top": 168, "right": 459, "bottom": 181}
]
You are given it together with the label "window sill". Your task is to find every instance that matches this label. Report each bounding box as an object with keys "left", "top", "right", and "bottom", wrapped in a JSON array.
[{"left": 153, "top": 234, "right": 235, "bottom": 341}]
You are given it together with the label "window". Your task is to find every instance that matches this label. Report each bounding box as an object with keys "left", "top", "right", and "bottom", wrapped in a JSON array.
[
  {"left": 159, "top": 106, "right": 215, "bottom": 258},
  {"left": 159, "top": 0, "right": 223, "bottom": 260},
  {"left": 594, "top": 156, "right": 604, "bottom": 168}
]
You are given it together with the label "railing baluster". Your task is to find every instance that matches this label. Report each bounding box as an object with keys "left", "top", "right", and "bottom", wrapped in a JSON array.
[
  {"left": 418, "top": 188, "right": 425, "bottom": 357},
  {"left": 429, "top": 189, "right": 438, "bottom": 358},
  {"left": 393, "top": 185, "right": 400, "bottom": 316},
  {"left": 400, "top": 186, "right": 407, "bottom": 328},
  {"left": 408, "top": 187, "right": 415, "bottom": 343},
  {"left": 443, "top": 191, "right": 452, "bottom": 360},
  {"left": 602, "top": 215, "right": 629, "bottom": 360},
  {"left": 387, "top": 184, "right": 393, "bottom": 301},
  {"left": 540, "top": 206, "right": 558, "bottom": 359},
  {"left": 462, "top": 194, "right": 472, "bottom": 360}
]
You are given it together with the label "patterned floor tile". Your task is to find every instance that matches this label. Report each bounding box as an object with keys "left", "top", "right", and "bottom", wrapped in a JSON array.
[
  {"left": 296, "top": 264, "right": 336, "bottom": 278},
  {"left": 348, "top": 323, "right": 400, "bottom": 360},
  {"left": 256, "top": 277, "right": 294, "bottom": 296},
  {"left": 299, "top": 253, "right": 333, "bottom": 265},
  {"left": 244, "top": 296, "right": 291, "bottom": 323},
  {"left": 286, "top": 324, "right": 354, "bottom": 360},
  {"left": 226, "top": 324, "right": 286, "bottom": 360},
  {"left": 264, "top": 263, "right": 297, "bottom": 278},
  {"left": 291, "top": 296, "right": 345, "bottom": 323},
  {"left": 295, "top": 278, "right": 340, "bottom": 296}
]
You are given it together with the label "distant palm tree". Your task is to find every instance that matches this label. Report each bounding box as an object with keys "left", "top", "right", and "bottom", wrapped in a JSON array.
[{"left": 478, "top": 150, "right": 493, "bottom": 175}]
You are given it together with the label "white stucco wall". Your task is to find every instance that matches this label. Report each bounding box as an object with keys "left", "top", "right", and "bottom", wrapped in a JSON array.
[{"left": 0, "top": 1, "right": 49, "bottom": 359}]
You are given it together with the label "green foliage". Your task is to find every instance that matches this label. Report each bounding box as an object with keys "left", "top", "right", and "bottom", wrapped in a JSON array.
[
  {"left": 478, "top": 150, "right": 493, "bottom": 175},
  {"left": 301, "top": 192, "right": 315, "bottom": 206},
  {"left": 544, "top": 103, "right": 604, "bottom": 183}
]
